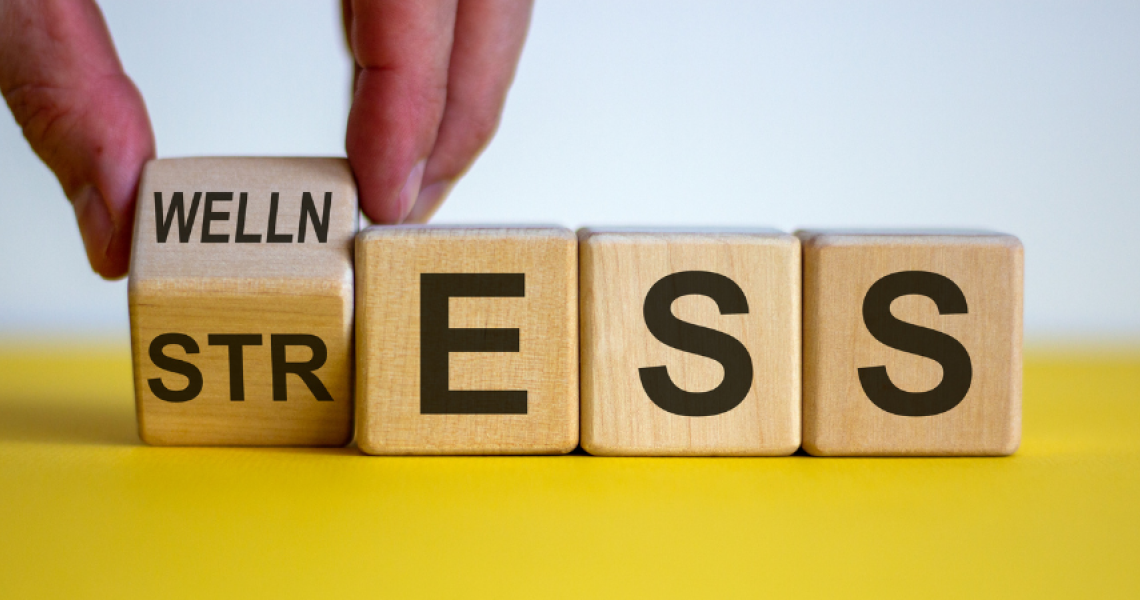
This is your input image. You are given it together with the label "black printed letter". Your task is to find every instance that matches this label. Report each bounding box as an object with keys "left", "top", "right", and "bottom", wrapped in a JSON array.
[
  {"left": 154, "top": 192, "right": 201, "bottom": 243},
  {"left": 858, "top": 270, "right": 972, "bottom": 417},
  {"left": 639, "top": 271, "right": 754, "bottom": 417},
  {"left": 234, "top": 192, "right": 262, "bottom": 243},
  {"left": 270, "top": 334, "right": 333, "bottom": 401},
  {"left": 297, "top": 192, "right": 331, "bottom": 243},
  {"left": 207, "top": 334, "right": 263, "bottom": 400},
  {"left": 266, "top": 192, "right": 293, "bottom": 243},
  {"left": 201, "top": 192, "right": 232, "bottom": 243},
  {"left": 420, "top": 273, "right": 526, "bottom": 414},
  {"left": 148, "top": 333, "right": 203, "bottom": 402}
]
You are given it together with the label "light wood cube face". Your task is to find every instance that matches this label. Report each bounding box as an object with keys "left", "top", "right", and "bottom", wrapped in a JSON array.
[
  {"left": 579, "top": 229, "right": 801, "bottom": 456},
  {"left": 355, "top": 227, "right": 579, "bottom": 455},
  {"left": 129, "top": 158, "right": 357, "bottom": 446},
  {"left": 798, "top": 230, "right": 1023, "bottom": 456}
]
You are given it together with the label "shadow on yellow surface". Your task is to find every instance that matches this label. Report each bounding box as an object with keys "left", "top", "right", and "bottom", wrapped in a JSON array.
[
  {"left": 0, "top": 346, "right": 357, "bottom": 453},
  {"left": 0, "top": 347, "right": 136, "bottom": 446},
  {"left": 0, "top": 398, "right": 135, "bottom": 446},
  {"left": 1, "top": 343, "right": 1138, "bottom": 599}
]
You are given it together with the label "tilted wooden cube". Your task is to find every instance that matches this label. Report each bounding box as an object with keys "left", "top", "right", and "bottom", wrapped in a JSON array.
[
  {"left": 129, "top": 157, "right": 357, "bottom": 445},
  {"left": 355, "top": 226, "right": 578, "bottom": 455},
  {"left": 798, "top": 230, "right": 1023, "bottom": 456},
  {"left": 579, "top": 229, "right": 801, "bottom": 456}
]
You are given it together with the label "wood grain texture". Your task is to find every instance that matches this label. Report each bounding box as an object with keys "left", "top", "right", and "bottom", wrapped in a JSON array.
[
  {"left": 129, "top": 157, "right": 357, "bottom": 446},
  {"left": 355, "top": 226, "right": 578, "bottom": 455},
  {"left": 579, "top": 229, "right": 801, "bottom": 456},
  {"left": 798, "top": 230, "right": 1023, "bottom": 456}
]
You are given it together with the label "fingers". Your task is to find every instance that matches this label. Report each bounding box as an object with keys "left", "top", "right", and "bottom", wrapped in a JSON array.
[
  {"left": 406, "top": 0, "right": 533, "bottom": 223},
  {"left": 345, "top": 0, "right": 458, "bottom": 224},
  {"left": 0, "top": 0, "right": 154, "bottom": 278}
]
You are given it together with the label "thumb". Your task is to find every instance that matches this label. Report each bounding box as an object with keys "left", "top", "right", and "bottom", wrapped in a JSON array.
[{"left": 0, "top": 0, "right": 154, "bottom": 278}]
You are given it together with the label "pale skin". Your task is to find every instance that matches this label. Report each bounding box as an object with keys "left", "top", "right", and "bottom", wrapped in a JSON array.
[{"left": 0, "top": 0, "right": 534, "bottom": 278}]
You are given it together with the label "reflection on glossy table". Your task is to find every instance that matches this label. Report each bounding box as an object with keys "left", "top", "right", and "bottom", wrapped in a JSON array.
[{"left": 1, "top": 343, "right": 1138, "bottom": 599}]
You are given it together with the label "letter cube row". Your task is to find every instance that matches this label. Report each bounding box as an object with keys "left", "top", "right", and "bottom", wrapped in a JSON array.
[{"left": 130, "top": 158, "right": 1023, "bottom": 456}]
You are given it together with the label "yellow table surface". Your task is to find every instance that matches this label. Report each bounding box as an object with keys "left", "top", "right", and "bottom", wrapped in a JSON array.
[{"left": 1, "top": 344, "right": 1138, "bottom": 599}]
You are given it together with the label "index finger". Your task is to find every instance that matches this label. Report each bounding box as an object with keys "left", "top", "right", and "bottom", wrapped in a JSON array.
[{"left": 344, "top": 0, "right": 458, "bottom": 224}]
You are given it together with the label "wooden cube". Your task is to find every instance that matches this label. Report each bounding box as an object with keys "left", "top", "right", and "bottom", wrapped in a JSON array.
[
  {"left": 798, "top": 230, "right": 1023, "bottom": 456},
  {"left": 579, "top": 229, "right": 801, "bottom": 456},
  {"left": 129, "top": 157, "right": 357, "bottom": 445},
  {"left": 355, "top": 226, "right": 578, "bottom": 455}
]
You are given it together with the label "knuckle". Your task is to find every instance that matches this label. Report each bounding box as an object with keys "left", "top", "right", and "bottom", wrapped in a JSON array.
[{"left": 4, "top": 81, "right": 80, "bottom": 152}]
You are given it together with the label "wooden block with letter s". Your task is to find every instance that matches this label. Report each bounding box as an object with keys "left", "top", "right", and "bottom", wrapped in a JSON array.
[
  {"left": 355, "top": 226, "right": 579, "bottom": 455},
  {"left": 129, "top": 157, "right": 358, "bottom": 446},
  {"left": 798, "top": 229, "right": 1023, "bottom": 456},
  {"left": 579, "top": 228, "right": 801, "bottom": 456}
]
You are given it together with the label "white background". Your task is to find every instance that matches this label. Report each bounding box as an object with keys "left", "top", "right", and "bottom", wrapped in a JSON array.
[{"left": 1, "top": 1, "right": 1137, "bottom": 342}]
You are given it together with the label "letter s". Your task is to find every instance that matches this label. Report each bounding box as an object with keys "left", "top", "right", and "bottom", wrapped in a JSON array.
[
  {"left": 639, "top": 271, "right": 754, "bottom": 417},
  {"left": 858, "top": 270, "right": 973, "bottom": 417},
  {"left": 148, "top": 333, "right": 203, "bottom": 403}
]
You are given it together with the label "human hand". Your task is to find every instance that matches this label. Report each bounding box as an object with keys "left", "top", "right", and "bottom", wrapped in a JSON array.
[
  {"left": 344, "top": 0, "right": 533, "bottom": 225},
  {"left": 0, "top": 0, "right": 154, "bottom": 278},
  {"left": 0, "top": 0, "right": 533, "bottom": 279}
]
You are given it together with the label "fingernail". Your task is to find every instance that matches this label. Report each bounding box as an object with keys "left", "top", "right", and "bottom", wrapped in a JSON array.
[
  {"left": 406, "top": 180, "right": 454, "bottom": 224},
  {"left": 396, "top": 160, "right": 426, "bottom": 223},
  {"left": 72, "top": 185, "right": 114, "bottom": 273}
]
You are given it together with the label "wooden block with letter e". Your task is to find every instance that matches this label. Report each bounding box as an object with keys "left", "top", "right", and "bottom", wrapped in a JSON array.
[
  {"left": 129, "top": 157, "right": 357, "bottom": 445},
  {"left": 798, "top": 230, "right": 1023, "bottom": 456},
  {"left": 579, "top": 229, "right": 801, "bottom": 456},
  {"left": 355, "top": 226, "right": 578, "bottom": 455}
]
